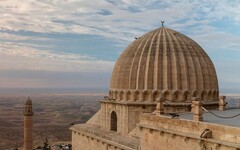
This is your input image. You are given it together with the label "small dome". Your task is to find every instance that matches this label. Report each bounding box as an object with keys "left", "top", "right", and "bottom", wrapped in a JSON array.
[
  {"left": 25, "top": 97, "right": 32, "bottom": 105},
  {"left": 109, "top": 27, "right": 219, "bottom": 102}
]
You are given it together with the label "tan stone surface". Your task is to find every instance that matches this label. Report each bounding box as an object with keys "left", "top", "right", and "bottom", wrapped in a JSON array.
[
  {"left": 100, "top": 101, "right": 155, "bottom": 135},
  {"left": 70, "top": 124, "right": 140, "bottom": 150},
  {"left": 139, "top": 113, "right": 240, "bottom": 150},
  {"left": 86, "top": 109, "right": 101, "bottom": 127},
  {"left": 192, "top": 98, "right": 203, "bottom": 121},
  {"left": 109, "top": 27, "right": 219, "bottom": 103},
  {"left": 219, "top": 95, "right": 227, "bottom": 110},
  {"left": 70, "top": 26, "right": 240, "bottom": 150}
]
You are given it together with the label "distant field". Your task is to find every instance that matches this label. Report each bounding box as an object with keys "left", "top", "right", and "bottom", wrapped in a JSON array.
[
  {"left": 0, "top": 94, "right": 103, "bottom": 150},
  {"left": 0, "top": 94, "right": 239, "bottom": 150}
]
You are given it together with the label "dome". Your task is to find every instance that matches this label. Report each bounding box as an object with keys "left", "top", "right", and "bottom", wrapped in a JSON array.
[
  {"left": 25, "top": 97, "right": 32, "bottom": 105},
  {"left": 109, "top": 27, "right": 219, "bottom": 102}
]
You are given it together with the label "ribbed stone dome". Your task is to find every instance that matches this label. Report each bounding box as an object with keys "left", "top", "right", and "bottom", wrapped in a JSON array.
[{"left": 109, "top": 27, "right": 219, "bottom": 102}]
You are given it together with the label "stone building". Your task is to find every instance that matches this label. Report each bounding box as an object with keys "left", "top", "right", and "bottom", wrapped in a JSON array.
[
  {"left": 70, "top": 26, "right": 240, "bottom": 150},
  {"left": 23, "top": 97, "right": 34, "bottom": 150}
]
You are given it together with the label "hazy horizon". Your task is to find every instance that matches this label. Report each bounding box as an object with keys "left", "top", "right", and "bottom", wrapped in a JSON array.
[
  {"left": 0, "top": 87, "right": 239, "bottom": 97},
  {"left": 0, "top": 1, "right": 240, "bottom": 91}
]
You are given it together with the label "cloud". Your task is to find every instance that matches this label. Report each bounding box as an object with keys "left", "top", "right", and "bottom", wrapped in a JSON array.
[
  {"left": 0, "top": 42, "right": 114, "bottom": 72},
  {"left": 0, "top": 0, "right": 239, "bottom": 43},
  {"left": 0, "top": 70, "right": 111, "bottom": 88},
  {"left": 189, "top": 26, "right": 240, "bottom": 52},
  {"left": 0, "top": 0, "right": 240, "bottom": 90}
]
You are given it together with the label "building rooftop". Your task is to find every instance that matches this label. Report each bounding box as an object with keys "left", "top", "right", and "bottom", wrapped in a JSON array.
[
  {"left": 70, "top": 124, "right": 140, "bottom": 150},
  {"left": 165, "top": 108, "right": 240, "bottom": 128}
]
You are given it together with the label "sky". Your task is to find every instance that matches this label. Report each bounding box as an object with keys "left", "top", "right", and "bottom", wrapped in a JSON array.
[{"left": 0, "top": 0, "right": 240, "bottom": 93}]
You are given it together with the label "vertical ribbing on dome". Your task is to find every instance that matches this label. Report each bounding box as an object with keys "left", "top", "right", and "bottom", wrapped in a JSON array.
[
  {"left": 168, "top": 30, "right": 173, "bottom": 90},
  {"left": 201, "top": 46, "right": 217, "bottom": 90},
  {"left": 204, "top": 57, "right": 215, "bottom": 89},
  {"left": 153, "top": 29, "right": 163, "bottom": 90},
  {"left": 114, "top": 42, "right": 132, "bottom": 89},
  {"left": 176, "top": 34, "right": 197, "bottom": 90},
  {"left": 209, "top": 59, "right": 219, "bottom": 89},
  {"left": 144, "top": 29, "right": 160, "bottom": 90},
  {"left": 181, "top": 37, "right": 194, "bottom": 90},
  {"left": 162, "top": 28, "right": 169, "bottom": 89},
  {"left": 128, "top": 34, "right": 150, "bottom": 89},
  {"left": 165, "top": 29, "right": 173, "bottom": 89},
  {"left": 165, "top": 30, "right": 179, "bottom": 90},
  {"left": 207, "top": 57, "right": 218, "bottom": 89},
  {"left": 191, "top": 41, "right": 208, "bottom": 90},
  {"left": 112, "top": 45, "right": 129, "bottom": 89},
  {"left": 181, "top": 35, "right": 203, "bottom": 89},
  {"left": 186, "top": 37, "right": 204, "bottom": 89},
  {"left": 157, "top": 29, "right": 164, "bottom": 90},
  {"left": 136, "top": 32, "right": 155, "bottom": 89},
  {"left": 182, "top": 40, "right": 190, "bottom": 90},
  {"left": 110, "top": 50, "right": 122, "bottom": 89},
  {"left": 120, "top": 41, "right": 140, "bottom": 89},
  {"left": 176, "top": 34, "right": 190, "bottom": 90},
  {"left": 109, "top": 27, "right": 219, "bottom": 102},
  {"left": 198, "top": 45, "right": 211, "bottom": 90}
]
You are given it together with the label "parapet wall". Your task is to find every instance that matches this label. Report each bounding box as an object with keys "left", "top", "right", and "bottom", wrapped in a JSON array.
[
  {"left": 139, "top": 114, "right": 240, "bottom": 150},
  {"left": 70, "top": 124, "right": 140, "bottom": 150}
]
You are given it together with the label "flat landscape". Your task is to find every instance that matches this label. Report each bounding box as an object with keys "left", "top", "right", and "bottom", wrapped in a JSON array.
[
  {"left": 0, "top": 94, "right": 103, "bottom": 150},
  {"left": 0, "top": 93, "right": 239, "bottom": 150}
]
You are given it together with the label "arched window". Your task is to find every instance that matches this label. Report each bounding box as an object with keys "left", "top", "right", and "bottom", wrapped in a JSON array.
[{"left": 110, "top": 111, "right": 117, "bottom": 131}]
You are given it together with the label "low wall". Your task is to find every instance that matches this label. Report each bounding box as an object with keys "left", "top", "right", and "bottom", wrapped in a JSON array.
[
  {"left": 139, "top": 114, "right": 240, "bottom": 150},
  {"left": 70, "top": 124, "right": 139, "bottom": 150}
]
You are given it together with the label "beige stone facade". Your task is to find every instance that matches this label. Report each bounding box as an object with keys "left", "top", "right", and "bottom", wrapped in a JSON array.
[
  {"left": 71, "top": 124, "right": 139, "bottom": 150},
  {"left": 109, "top": 27, "right": 219, "bottom": 103},
  {"left": 139, "top": 114, "right": 240, "bottom": 150},
  {"left": 70, "top": 26, "right": 240, "bottom": 150},
  {"left": 99, "top": 101, "right": 155, "bottom": 135}
]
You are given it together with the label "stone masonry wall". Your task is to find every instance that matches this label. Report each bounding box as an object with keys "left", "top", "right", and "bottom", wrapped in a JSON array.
[
  {"left": 139, "top": 114, "right": 240, "bottom": 150},
  {"left": 100, "top": 101, "right": 155, "bottom": 135},
  {"left": 70, "top": 124, "right": 139, "bottom": 150}
]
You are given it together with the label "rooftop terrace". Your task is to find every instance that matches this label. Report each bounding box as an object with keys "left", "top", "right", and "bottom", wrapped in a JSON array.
[{"left": 165, "top": 108, "right": 240, "bottom": 128}]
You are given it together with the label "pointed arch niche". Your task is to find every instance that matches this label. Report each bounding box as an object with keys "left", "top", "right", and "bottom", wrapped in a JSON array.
[{"left": 110, "top": 111, "right": 117, "bottom": 131}]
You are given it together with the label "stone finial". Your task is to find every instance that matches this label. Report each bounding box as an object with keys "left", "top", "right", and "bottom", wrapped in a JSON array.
[
  {"left": 161, "top": 21, "right": 165, "bottom": 27},
  {"left": 191, "top": 97, "right": 199, "bottom": 112},
  {"left": 155, "top": 98, "right": 164, "bottom": 115},
  {"left": 191, "top": 103, "right": 195, "bottom": 113},
  {"left": 192, "top": 97, "right": 203, "bottom": 121},
  {"left": 219, "top": 96, "right": 227, "bottom": 111}
]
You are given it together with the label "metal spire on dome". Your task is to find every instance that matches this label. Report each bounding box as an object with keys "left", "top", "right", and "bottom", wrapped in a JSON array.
[{"left": 161, "top": 21, "right": 165, "bottom": 27}]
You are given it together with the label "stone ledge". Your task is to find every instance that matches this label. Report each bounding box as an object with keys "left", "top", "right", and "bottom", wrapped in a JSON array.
[
  {"left": 138, "top": 123, "right": 240, "bottom": 148},
  {"left": 100, "top": 100, "right": 218, "bottom": 106},
  {"left": 100, "top": 100, "right": 156, "bottom": 106},
  {"left": 70, "top": 124, "right": 140, "bottom": 150},
  {"left": 140, "top": 113, "right": 240, "bottom": 145}
]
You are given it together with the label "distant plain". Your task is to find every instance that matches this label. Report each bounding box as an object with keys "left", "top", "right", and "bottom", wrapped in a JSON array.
[
  {"left": 0, "top": 89, "right": 239, "bottom": 149},
  {"left": 0, "top": 93, "right": 103, "bottom": 149}
]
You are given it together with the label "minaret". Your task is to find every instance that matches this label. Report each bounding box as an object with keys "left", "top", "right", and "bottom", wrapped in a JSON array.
[{"left": 23, "top": 97, "right": 34, "bottom": 150}]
